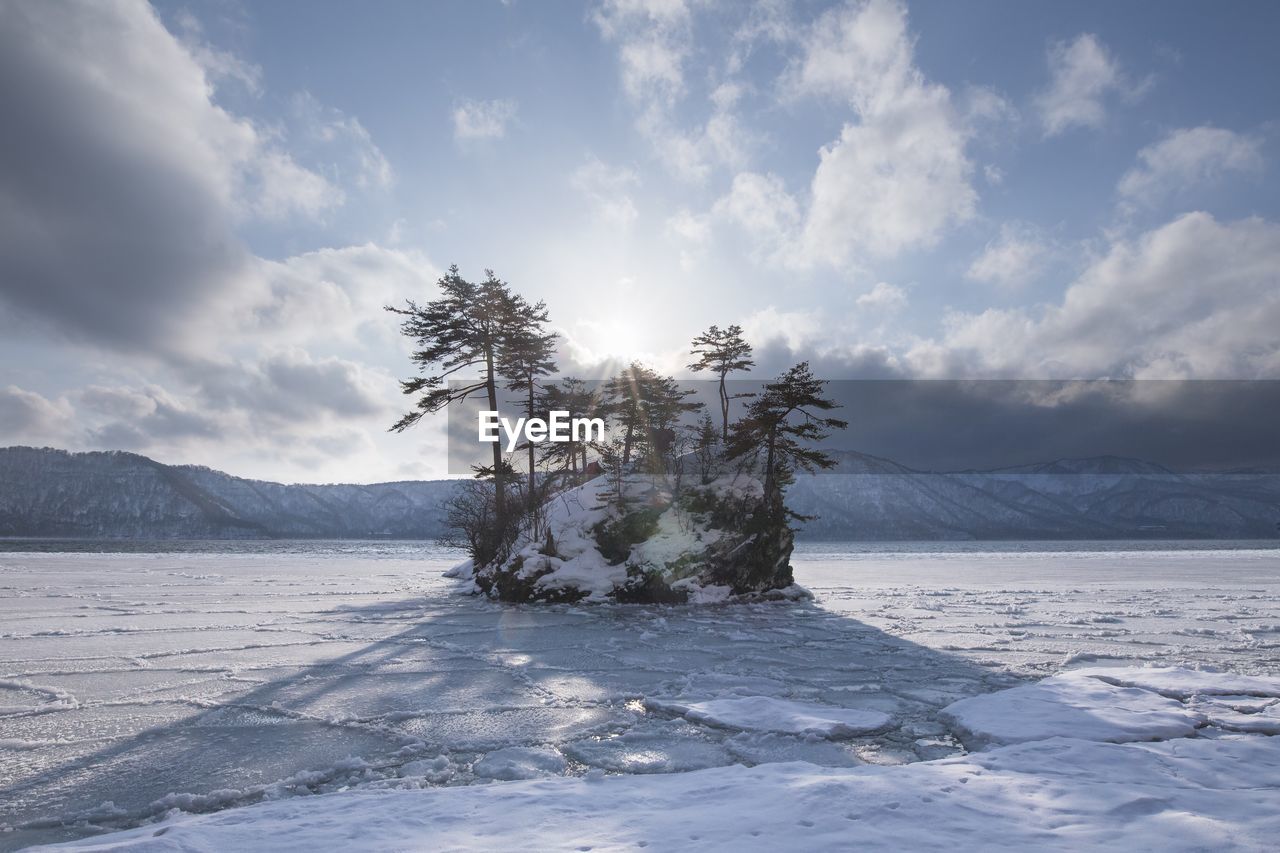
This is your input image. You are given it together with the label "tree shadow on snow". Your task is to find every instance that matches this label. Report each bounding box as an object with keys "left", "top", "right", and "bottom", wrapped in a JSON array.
[{"left": 0, "top": 583, "right": 1020, "bottom": 850}]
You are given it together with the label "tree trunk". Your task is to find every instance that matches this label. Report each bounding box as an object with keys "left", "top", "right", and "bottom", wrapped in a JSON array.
[
  {"left": 718, "top": 373, "right": 729, "bottom": 440},
  {"left": 763, "top": 427, "right": 777, "bottom": 508},
  {"left": 485, "top": 347, "right": 505, "bottom": 526},
  {"left": 526, "top": 381, "right": 536, "bottom": 501}
]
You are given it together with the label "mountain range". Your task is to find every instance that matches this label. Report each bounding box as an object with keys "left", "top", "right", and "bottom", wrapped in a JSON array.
[
  {"left": 1, "top": 446, "right": 1277, "bottom": 541},
  {"left": 0, "top": 447, "right": 454, "bottom": 540}
]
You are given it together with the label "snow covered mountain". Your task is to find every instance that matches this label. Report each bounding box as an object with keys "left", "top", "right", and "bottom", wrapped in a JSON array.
[
  {"left": 0, "top": 447, "right": 454, "bottom": 539},
  {"left": 787, "top": 450, "right": 1280, "bottom": 540},
  {"left": 2, "top": 446, "right": 1278, "bottom": 540}
]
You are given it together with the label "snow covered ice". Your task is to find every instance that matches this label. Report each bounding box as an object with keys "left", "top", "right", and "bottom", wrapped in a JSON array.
[
  {"left": 1, "top": 541, "right": 1279, "bottom": 850},
  {"left": 645, "top": 695, "right": 893, "bottom": 738}
]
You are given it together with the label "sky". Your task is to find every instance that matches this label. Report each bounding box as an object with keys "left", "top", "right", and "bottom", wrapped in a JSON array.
[{"left": 1, "top": 0, "right": 1278, "bottom": 483}]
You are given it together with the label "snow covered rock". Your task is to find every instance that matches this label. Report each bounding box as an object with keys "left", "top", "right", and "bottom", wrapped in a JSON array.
[
  {"left": 470, "top": 471, "right": 797, "bottom": 604},
  {"left": 646, "top": 695, "right": 893, "bottom": 738},
  {"left": 941, "top": 670, "right": 1206, "bottom": 746}
]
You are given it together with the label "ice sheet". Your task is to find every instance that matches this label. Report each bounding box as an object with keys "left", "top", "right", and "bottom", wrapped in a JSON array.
[{"left": 2, "top": 543, "right": 1278, "bottom": 850}]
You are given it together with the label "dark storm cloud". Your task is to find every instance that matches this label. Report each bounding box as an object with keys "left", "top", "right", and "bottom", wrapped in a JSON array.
[{"left": 0, "top": 1, "right": 260, "bottom": 352}]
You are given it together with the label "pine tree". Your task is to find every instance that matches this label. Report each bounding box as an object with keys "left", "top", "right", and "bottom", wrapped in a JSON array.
[
  {"left": 688, "top": 324, "right": 754, "bottom": 440},
  {"left": 385, "top": 266, "right": 532, "bottom": 557},
  {"left": 499, "top": 299, "right": 557, "bottom": 502},
  {"left": 602, "top": 362, "right": 652, "bottom": 466},
  {"left": 726, "top": 362, "right": 847, "bottom": 512},
  {"left": 603, "top": 363, "right": 701, "bottom": 469},
  {"left": 692, "top": 413, "right": 719, "bottom": 485},
  {"left": 537, "top": 377, "right": 599, "bottom": 476}
]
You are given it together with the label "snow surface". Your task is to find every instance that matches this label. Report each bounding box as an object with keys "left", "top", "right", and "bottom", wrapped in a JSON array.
[
  {"left": 37, "top": 729, "right": 1280, "bottom": 851},
  {"left": 2, "top": 542, "right": 1279, "bottom": 850},
  {"left": 1071, "top": 665, "right": 1280, "bottom": 700}
]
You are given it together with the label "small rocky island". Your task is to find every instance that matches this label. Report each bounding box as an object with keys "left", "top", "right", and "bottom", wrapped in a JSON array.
[
  {"left": 454, "top": 466, "right": 802, "bottom": 603},
  {"left": 388, "top": 268, "right": 845, "bottom": 603}
]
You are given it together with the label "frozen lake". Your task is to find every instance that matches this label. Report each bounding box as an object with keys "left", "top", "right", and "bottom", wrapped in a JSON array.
[{"left": 2, "top": 541, "right": 1278, "bottom": 850}]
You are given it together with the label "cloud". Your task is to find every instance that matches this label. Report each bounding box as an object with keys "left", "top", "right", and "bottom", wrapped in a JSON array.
[
  {"left": 715, "top": 0, "right": 976, "bottom": 266},
  {"left": 292, "top": 92, "right": 394, "bottom": 190},
  {"left": 0, "top": 386, "right": 73, "bottom": 443},
  {"left": 711, "top": 172, "right": 802, "bottom": 261},
  {"left": 252, "top": 350, "right": 389, "bottom": 420},
  {"left": 245, "top": 149, "right": 345, "bottom": 221},
  {"left": 591, "top": 0, "right": 752, "bottom": 181},
  {"left": 799, "top": 93, "right": 974, "bottom": 261},
  {"left": 452, "top": 98, "right": 517, "bottom": 142},
  {"left": 856, "top": 282, "right": 907, "bottom": 312},
  {"left": 174, "top": 9, "right": 263, "bottom": 96},
  {"left": 966, "top": 225, "right": 1049, "bottom": 289},
  {"left": 75, "top": 349, "right": 394, "bottom": 458},
  {"left": 571, "top": 156, "right": 641, "bottom": 226},
  {"left": 926, "top": 212, "right": 1280, "bottom": 379},
  {"left": 246, "top": 243, "right": 439, "bottom": 347},
  {"left": 81, "top": 385, "right": 221, "bottom": 449},
  {"left": 665, "top": 209, "right": 711, "bottom": 244},
  {"left": 0, "top": 0, "right": 343, "bottom": 353},
  {"left": 1117, "top": 126, "right": 1264, "bottom": 210},
  {"left": 1035, "top": 33, "right": 1144, "bottom": 137},
  {"left": 591, "top": 0, "right": 692, "bottom": 104},
  {"left": 962, "top": 85, "right": 1018, "bottom": 127}
]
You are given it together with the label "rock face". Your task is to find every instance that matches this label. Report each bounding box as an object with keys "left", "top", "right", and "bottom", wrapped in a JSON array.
[{"left": 465, "top": 470, "right": 801, "bottom": 604}]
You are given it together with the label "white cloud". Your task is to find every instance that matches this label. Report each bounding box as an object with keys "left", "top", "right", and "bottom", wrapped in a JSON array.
[
  {"left": 856, "top": 282, "right": 907, "bottom": 312},
  {"left": 174, "top": 9, "right": 263, "bottom": 96},
  {"left": 246, "top": 243, "right": 439, "bottom": 347},
  {"left": 739, "top": 306, "right": 825, "bottom": 355},
  {"left": 592, "top": 0, "right": 753, "bottom": 181},
  {"left": 711, "top": 172, "right": 802, "bottom": 262},
  {"left": 592, "top": 0, "right": 692, "bottom": 103},
  {"left": 1035, "top": 33, "right": 1143, "bottom": 137},
  {"left": 799, "top": 91, "right": 975, "bottom": 260},
  {"left": 245, "top": 149, "right": 345, "bottom": 221},
  {"left": 739, "top": 306, "right": 907, "bottom": 378},
  {"left": 293, "top": 92, "right": 394, "bottom": 190},
  {"left": 783, "top": 0, "right": 913, "bottom": 108},
  {"left": 665, "top": 209, "right": 711, "bottom": 244},
  {"left": 966, "top": 225, "right": 1049, "bottom": 289},
  {"left": 571, "top": 156, "right": 642, "bottom": 226},
  {"left": 452, "top": 98, "right": 517, "bottom": 142},
  {"left": 926, "top": 212, "right": 1280, "bottom": 379},
  {"left": 719, "top": 0, "right": 976, "bottom": 265},
  {"left": 1118, "top": 126, "right": 1264, "bottom": 209},
  {"left": 963, "top": 85, "right": 1018, "bottom": 127},
  {"left": 665, "top": 209, "right": 713, "bottom": 270}
]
